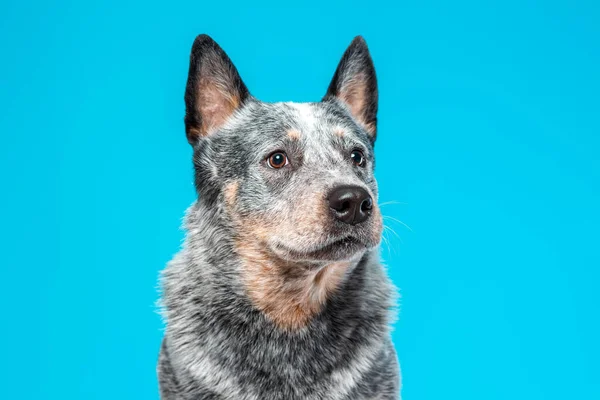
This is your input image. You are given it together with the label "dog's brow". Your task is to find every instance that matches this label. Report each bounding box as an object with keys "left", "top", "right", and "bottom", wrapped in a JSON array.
[{"left": 287, "top": 129, "right": 301, "bottom": 140}]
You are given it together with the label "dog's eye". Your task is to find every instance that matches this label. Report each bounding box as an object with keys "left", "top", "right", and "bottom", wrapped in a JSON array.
[
  {"left": 350, "top": 150, "right": 366, "bottom": 167},
  {"left": 267, "top": 151, "right": 289, "bottom": 169}
]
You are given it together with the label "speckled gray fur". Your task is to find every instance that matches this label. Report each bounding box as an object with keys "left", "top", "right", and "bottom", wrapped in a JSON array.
[{"left": 158, "top": 34, "right": 401, "bottom": 399}]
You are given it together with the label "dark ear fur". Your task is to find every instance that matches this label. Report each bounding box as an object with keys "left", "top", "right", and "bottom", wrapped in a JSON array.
[
  {"left": 184, "top": 34, "right": 250, "bottom": 144},
  {"left": 323, "top": 36, "right": 378, "bottom": 141}
]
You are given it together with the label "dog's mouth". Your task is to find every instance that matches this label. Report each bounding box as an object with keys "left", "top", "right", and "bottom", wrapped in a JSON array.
[{"left": 271, "top": 235, "right": 369, "bottom": 262}]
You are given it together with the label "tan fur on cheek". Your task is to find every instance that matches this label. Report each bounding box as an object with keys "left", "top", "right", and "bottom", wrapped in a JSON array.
[
  {"left": 368, "top": 196, "right": 384, "bottom": 244},
  {"left": 284, "top": 191, "right": 329, "bottom": 244}
]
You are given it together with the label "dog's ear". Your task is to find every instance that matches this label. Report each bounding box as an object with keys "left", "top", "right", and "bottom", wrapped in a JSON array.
[
  {"left": 323, "top": 36, "right": 378, "bottom": 141},
  {"left": 184, "top": 34, "right": 250, "bottom": 144}
]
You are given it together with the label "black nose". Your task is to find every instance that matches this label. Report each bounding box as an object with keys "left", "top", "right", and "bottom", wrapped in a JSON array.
[{"left": 328, "top": 185, "right": 373, "bottom": 225}]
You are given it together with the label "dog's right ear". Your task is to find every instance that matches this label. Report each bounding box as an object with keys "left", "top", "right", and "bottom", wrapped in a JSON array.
[{"left": 184, "top": 34, "right": 250, "bottom": 144}]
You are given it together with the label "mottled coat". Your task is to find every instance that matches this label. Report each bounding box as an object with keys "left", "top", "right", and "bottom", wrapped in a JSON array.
[{"left": 158, "top": 34, "right": 401, "bottom": 399}]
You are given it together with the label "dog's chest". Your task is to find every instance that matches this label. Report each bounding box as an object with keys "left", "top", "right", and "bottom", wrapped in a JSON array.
[{"left": 179, "top": 331, "right": 383, "bottom": 400}]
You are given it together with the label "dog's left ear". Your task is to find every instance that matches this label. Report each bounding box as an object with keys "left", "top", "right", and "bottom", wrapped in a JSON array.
[{"left": 323, "top": 36, "right": 378, "bottom": 141}]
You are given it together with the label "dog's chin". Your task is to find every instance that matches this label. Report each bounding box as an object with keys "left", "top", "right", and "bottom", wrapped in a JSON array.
[{"left": 270, "top": 236, "right": 375, "bottom": 263}]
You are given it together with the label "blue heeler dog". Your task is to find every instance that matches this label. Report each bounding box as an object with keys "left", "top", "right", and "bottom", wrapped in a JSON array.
[{"left": 158, "top": 34, "right": 401, "bottom": 399}]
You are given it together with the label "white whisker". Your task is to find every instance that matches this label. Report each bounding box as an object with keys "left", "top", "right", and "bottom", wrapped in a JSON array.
[
  {"left": 378, "top": 200, "right": 408, "bottom": 207},
  {"left": 383, "top": 224, "right": 403, "bottom": 245},
  {"left": 382, "top": 215, "right": 413, "bottom": 232},
  {"left": 380, "top": 230, "right": 392, "bottom": 258}
]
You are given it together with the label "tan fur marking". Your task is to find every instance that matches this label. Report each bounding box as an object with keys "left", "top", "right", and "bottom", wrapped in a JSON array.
[
  {"left": 223, "top": 181, "right": 239, "bottom": 208},
  {"left": 187, "top": 127, "right": 204, "bottom": 139},
  {"left": 334, "top": 128, "right": 345, "bottom": 137},
  {"left": 287, "top": 129, "right": 301, "bottom": 140}
]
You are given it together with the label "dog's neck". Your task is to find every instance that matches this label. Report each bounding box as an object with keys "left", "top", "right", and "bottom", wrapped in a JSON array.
[{"left": 234, "top": 239, "right": 361, "bottom": 330}]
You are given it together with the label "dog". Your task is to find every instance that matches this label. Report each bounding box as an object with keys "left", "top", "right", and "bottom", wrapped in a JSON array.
[{"left": 158, "top": 34, "right": 400, "bottom": 399}]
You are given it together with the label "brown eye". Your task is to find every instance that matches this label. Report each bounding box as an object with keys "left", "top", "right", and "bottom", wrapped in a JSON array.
[
  {"left": 268, "top": 151, "right": 288, "bottom": 169},
  {"left": 350, "top": 149, "right": 366, "bottom": 166}
]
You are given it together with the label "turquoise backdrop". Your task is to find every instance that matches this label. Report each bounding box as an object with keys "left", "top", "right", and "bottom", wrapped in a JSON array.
[{"left": 1, "top": 1, "right": 599, "bottom": 399}]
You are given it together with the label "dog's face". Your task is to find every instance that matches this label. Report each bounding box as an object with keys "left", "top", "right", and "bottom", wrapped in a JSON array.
[{"left": 185, "top": 35, "right": 382, "bottom": 264}]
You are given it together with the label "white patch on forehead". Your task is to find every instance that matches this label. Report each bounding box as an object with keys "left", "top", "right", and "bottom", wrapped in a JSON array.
[
  {"left": 288, "top": 102, "right": 319, "bottom": 132},
  {"left": 287, "top": 102, "right": 334, "bottom": 163}
]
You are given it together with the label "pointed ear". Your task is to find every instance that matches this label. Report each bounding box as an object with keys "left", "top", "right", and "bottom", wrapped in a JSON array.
[
  {"left": 323, "top": 36, "right": 378, "bottom": 141},
  {"left": 184, "top": 34, "right": 250, "bottom": 144}
]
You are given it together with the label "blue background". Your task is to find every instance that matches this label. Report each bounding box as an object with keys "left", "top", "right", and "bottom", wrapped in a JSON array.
[{"left": 1, "top": 1, "right": 599, "bottom": 399}]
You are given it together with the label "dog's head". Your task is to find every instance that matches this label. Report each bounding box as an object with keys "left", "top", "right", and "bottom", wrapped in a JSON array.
[{"left": 185, "top": 35, "right": 382, "bottom": 264}]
